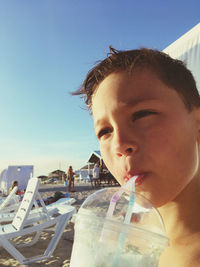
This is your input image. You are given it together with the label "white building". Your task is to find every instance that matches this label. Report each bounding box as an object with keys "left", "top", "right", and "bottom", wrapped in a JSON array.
[
  {"left": 0, "top": 165, "right": 34, "bottom": 195},
  {"left": 163, "top": 22, "right": 200, "bottom": 91}
]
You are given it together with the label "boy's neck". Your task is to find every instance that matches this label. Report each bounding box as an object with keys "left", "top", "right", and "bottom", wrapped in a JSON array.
[{"left": 158, "top": 174, "right": 200, "bottom": 243}]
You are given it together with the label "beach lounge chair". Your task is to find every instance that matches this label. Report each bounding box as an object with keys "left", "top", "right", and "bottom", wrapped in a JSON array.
[
  {"left": 0, "top": 177, "right": 76, "bottom": 265},
  {"left": 0, "top": 186, "right": 20, "bottom": 213},
  {"left": 0, "top": 194, "right": 76, "bottom": 224}
]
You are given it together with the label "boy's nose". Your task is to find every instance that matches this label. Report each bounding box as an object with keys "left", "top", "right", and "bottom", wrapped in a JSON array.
[{"left": 113, "top": 130, "right": 138, "bottom": 157}]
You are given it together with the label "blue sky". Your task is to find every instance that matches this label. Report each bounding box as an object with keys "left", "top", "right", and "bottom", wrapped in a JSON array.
[{"left": 0, "top": 0, "right": 199, "bottom": 177}]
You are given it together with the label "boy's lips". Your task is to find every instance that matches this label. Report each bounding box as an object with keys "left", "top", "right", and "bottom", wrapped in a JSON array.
[
  {"left": 124, "top": 173, "right": 145, "bottom": 186},
  {"left": 135, "top": 174, "right": 145, "bottom": 186}
]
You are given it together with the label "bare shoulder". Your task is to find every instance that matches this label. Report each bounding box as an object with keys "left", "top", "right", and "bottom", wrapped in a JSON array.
[
  {"left": 186, "top": 235, "right": 200, "bottom": 266},
  {"left": 159, "top": 234, "right": 200, "bottom": 267}
]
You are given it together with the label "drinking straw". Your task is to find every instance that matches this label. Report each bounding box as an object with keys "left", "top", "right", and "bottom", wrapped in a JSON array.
[
  {"left": 111, "top": 177, "right": 136, "bottom": 267},
  {"left": 106, "top": 176, "right": 137, "bottom": 220},
  {"left": 96, "top": 177, "right": 137, "bottom": 266},
  {"left": 124, "top": 179, "right": 135, "bottom": 223}
]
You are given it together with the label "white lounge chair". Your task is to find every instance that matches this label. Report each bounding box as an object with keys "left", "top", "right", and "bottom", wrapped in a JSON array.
[
  {"left": 0, "top": 194, "right": 76, "bottom": 224},
  {"left": 0, "top": 186, "right": 20, "bottom": 213},
  {"left": 0, "top": 177, "right": 76, "bottom": 265}
]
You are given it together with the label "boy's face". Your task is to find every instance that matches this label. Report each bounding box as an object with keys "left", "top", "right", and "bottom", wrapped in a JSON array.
[{"left": 92, "top": 69, "right": 200, "bottom": 207}]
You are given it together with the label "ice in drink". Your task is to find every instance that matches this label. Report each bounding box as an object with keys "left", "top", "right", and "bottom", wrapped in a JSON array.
[{"left": 70, "top": 188, "right": 169, "bottom": 267}]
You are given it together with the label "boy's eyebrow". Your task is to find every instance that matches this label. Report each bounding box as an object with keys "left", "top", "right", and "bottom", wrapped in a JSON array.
[
  {"left": 124, "top": 97, "right": 159, "bottom": 107},
  {"left": 94, "top": 98, "right": 159, "bottom": 130}
]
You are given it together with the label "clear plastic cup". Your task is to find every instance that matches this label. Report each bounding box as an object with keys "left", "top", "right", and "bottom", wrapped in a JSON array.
[{"left": 70, "top": 187, "right": 169, "bottom": 267}]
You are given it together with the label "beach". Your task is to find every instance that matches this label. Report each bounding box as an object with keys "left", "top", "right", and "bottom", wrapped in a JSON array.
[{"left": 0, "top": 181, "right": 102, "bottom": 267}]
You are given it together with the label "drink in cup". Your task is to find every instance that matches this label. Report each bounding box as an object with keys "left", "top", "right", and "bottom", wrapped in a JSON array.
[{"left": 70, "top": 186, "right": 169, "bottom": 267}]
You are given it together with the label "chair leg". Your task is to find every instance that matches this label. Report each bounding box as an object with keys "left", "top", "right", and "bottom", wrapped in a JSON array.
[
  {"left": 44, "top": 216, "right": 68, "bottom": 257},
  {"left": 0, "top": 236, "right": 26, "bottom": 264},
  {"left": 16, "top": 230, "right": 42, "bottom": 248}
]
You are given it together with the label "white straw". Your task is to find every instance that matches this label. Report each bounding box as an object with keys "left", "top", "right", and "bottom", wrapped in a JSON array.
[{"left": 111, "top": 178, "right": 136, "bottom": 266}]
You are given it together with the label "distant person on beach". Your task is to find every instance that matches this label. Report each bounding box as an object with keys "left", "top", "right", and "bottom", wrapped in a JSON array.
[
  {"left": 93, "top": 163, "right": 100, "bottom": 187},
  {"left": 67, "top": 166, "right": 75, "bottom": 192},
  {"left": 9, "top": 180, "right": 21, "bottom": 195},
  {"left": 73, "top": 46, "right": 200, "bottom": 266},
  {"left": 87, "top": 168, "right": 93, "bottom": 187},
  {"left": 38, "top": 191, "right": 67, "bottom": 206}
]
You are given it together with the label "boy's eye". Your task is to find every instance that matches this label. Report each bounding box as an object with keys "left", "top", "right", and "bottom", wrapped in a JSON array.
[
  {"left": 132, "top": 110, "right": 157, "bottom": 121},
  {"left": 97, "top": 128, "right": 112, "bottom": 139}
]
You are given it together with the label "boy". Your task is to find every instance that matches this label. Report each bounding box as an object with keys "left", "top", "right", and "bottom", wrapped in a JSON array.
[{"left": 73, "top": 47, "right": 200, "bottom": 266}]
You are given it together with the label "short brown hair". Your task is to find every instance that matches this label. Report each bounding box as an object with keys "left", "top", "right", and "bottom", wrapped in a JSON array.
[{"left": 73, "top": 46, "right": 200, "bottom": 111}]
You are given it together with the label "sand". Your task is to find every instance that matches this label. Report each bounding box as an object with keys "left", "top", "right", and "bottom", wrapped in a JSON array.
[{"left": 0, "top": 181, "right": 108, "bottom": 267}]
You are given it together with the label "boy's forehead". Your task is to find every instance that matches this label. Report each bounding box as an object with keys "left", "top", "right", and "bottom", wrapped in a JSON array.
[
  {"left": 92, "top": 69, "right": 165, "bottom": 103},
  {"left": 91, "top": 69, "right": 186, "bottom": 114}
]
